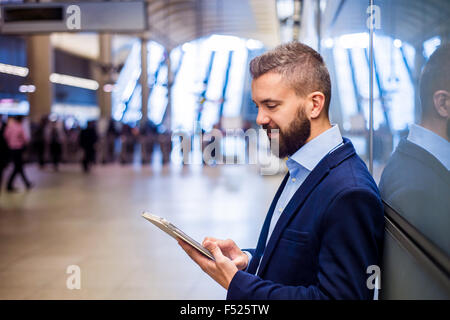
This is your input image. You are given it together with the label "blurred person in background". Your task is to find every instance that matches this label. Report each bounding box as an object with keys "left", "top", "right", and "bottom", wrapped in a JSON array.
[
  {"left": 0, "top": 117, "right": 10, "bottom": 194},
  {"left": 119, "top": 124, "right": 135, "bottom": 164},
  {"left": 158, "top": 124, "right": 172, "bottom": 165},
  {"left": 105, "top": 118, "right": 119, "bottom": 164},
  {"left": 140, "top": 120, "right": 157, "bottom": 165},
  {"left": 66, "top": 121, "right": 81, "bottom": 163},
  {"left": 97, "top": 117, "right": 109, "bottom": 164},
  {"left": 49, "top": 120, "right": 64, "bottom": 171},
  {"left": 79, "top": 120, "right": 98, "bottom": 173},
  {"left": 106, "top": 118, "right": 119, "bottom": 163},
  {"left": 34, "top": 115, "right": 49, "bottom": 169},
  {"left": 4, "top": 116, "right": 33, "bottom": 192}
]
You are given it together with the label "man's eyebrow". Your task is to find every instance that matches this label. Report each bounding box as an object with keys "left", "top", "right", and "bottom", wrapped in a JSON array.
[{"left": 253, "top": 99, "right": 282, "bottom": 104}]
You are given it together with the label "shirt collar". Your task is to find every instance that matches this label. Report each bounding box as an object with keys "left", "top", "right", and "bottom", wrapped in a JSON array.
[
  {"left": 286, "top": 124, "right": 343, "bottom": 173},
  {"left": 407, "top": 124, "right": 450, "bottom": 170}
]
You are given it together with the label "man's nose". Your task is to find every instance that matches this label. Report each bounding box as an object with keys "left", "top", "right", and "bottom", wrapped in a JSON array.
[{"left": 256, "top": 108, "right": 270, "bottom": 126}]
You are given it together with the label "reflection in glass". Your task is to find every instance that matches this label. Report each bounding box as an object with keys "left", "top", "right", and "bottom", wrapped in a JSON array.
[
  {"left": 379, "top": 44, "right": 450, "bottom": 256},
  {"left": 318, "top": 0, "right": 449, "bottom": 297}
]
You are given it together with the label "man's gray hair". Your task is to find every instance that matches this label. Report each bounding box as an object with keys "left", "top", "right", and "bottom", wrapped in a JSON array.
[{"left": 249, "top": 41, "right": 332, "bottom": 112}]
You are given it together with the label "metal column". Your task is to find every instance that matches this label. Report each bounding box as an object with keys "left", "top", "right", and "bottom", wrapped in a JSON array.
[
  {"left": 26, "top": 35, "right": 53, "bottom": 123},
  {"left": 141, "top": 38, "right": 149, "bottom": 123}
]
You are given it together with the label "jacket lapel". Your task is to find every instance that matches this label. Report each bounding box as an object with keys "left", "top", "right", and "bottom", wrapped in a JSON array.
[
  {"left": 256, "top": 138, "right": 356, "bottom": 277},
  {"left": 256, "top": 161, "right": 330, "bottom": 276},
  {"left": 247, "top": 173, "right": 290, "bottom": 275}
]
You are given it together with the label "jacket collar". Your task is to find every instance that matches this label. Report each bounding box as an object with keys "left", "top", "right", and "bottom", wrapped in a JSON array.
[{"left": 288, "top": 124, "right": 343, "bottom": 172}]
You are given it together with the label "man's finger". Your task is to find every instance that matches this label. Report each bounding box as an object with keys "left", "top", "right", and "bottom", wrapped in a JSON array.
[
  {"left": 215, "top": 239, "right": 239, "bottom": 253},
  {"left": 203, "top": 240, "right": 226, "bottom": 261},
  {"left": 202, "top": 237, "right": 220, "bottom": 247},
  {"left": 231, "top": 255, "right": 248, "bottom": 270}
]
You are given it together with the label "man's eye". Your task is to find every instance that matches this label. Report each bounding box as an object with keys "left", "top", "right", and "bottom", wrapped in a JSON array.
[{"left": 266, "top": 105, "right": 277, "bottom": 109}]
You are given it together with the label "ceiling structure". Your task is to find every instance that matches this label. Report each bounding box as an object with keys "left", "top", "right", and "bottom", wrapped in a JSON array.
[
  {"left": 10, "top": 0, "right": 450, "bottom": 62},
  {"left": 321, "top": 0, "right": 450, "bottom": 47},
  {"left": 144, "top": 0, "right": 280, "bottom": 51},
  {"left": 23, "top": 0, "right": 280, "bottom": 61}
]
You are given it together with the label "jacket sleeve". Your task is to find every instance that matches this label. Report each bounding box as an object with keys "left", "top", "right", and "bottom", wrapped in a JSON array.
[{"left": 227, "top": 188, "right": 384, "bottom": 300}]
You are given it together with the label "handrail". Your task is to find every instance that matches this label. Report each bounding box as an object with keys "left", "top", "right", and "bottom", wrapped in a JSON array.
[{"left": 383, "top": 201, "right": 450, "bottom": 280}]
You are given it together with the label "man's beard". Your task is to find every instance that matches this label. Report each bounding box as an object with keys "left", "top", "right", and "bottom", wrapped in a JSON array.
[{"left": 264, "top": 107, "right": 311, "bottom": 158}]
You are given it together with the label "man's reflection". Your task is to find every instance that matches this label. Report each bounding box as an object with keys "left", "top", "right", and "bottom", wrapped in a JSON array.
[{"left": 379, "top": 44, "right": 450, "bottom": 256}]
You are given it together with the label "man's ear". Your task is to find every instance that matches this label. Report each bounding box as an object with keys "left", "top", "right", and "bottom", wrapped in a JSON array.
[
  {"left": 433, "top": 90, "right": 450, "bottom": 118},
  {"left": 309, "top": 92, "right": 326, "bottom": 119}
]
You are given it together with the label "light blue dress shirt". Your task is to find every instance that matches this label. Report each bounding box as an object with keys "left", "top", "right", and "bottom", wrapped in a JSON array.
[
  {"left": 264, "top": 124, "right": 344, "bottom": 246},
  {"left": 247, "top": 124, "right": 344, "bottom": 274},
  {"left": 407, "top": 124, "right": 450, "bottom": 170}
]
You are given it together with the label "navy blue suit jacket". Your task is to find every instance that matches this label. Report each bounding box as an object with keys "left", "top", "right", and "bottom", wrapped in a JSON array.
[{"left": 227, "top": 138, "right": 384, "bottom": 300}]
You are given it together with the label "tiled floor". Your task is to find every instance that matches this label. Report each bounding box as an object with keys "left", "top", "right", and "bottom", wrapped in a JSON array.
[{"left": 0, "top": 162, "right": 283, "bottom": 299}]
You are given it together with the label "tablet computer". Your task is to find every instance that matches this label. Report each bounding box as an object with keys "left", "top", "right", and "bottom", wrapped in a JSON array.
[{"left": 141, "top": 212, "right": 215, "bottom": 260}]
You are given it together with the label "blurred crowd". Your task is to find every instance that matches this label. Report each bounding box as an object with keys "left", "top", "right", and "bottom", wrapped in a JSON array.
[{"left": 0, "top": 114, "right": 173, "bottom": 192}]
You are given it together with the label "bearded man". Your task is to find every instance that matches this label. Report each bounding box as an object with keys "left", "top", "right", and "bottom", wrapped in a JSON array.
[{"left": 178, "top": 41, "right": 384, "bottom": 300}]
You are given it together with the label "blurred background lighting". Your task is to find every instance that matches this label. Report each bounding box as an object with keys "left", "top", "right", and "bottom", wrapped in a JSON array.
[
  {"left": 338, "top": 33, "right": 369, "bottom": 49},
  {"left": 49, "top": 73, "right": 99, "bottom": 90},
  {"left": 323, "top": 38, "right": 334, "bottom": 48},
  {"left": 393, "top": 39, "right": 402, "bottom": 48},
  {"left": 18, "top": 84, "right": 36, "bottom": 93},
  {"left": 0, "top": 62, "right": 29, "bottom": 77}
]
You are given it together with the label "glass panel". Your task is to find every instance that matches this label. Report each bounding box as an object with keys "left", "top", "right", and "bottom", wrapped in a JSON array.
[
  {"left": 372, "top": 0, "right": 450, "bottom": 299},
  {"left": 375, "top": 0, "right": 450, "bottom": 258},
  {"left": 147, "top": 41, "right": 167, "bottom": 124},
  {"left": 171, "top": 35, "right": 252, "bottom": 132},
  {"left": 319, "top": 1, "right": 449, "bottom": 298},
  {"left": 111, "top": 39, "right": 141, "bottom": 122},
  {"left": 322, "top": 32, "right": 371, "bottom": 161},
  {"left": 122, "top": 83, "right": 142, "bottom": 124}
]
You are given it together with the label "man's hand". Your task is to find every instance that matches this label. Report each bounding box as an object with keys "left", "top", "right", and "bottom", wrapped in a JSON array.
[
  {"left": 177, "top": 238, "right": 241, "bottom": 290},
  {"left": 202, "top": 237, "right": 249, "bottom": 271}
]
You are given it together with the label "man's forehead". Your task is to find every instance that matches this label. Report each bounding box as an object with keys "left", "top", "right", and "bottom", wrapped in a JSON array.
[
  {"left": 251, "top": 72, "right": 293, "bottom": 102},
  {"left": 252, "top": 71, "right": 285, "bottom": 86}
]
